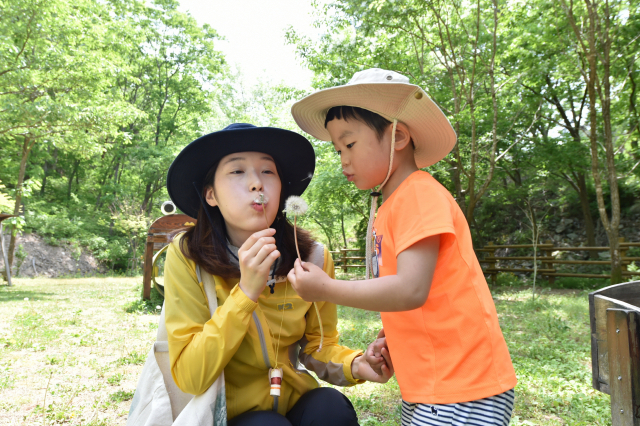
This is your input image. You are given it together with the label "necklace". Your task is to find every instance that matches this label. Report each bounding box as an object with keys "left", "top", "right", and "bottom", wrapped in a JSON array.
[
  {"left": 268, "top": 281, "right": 287, "bottom": 397},
  {"left": 263, "top": 279, "right": 287, "bottom": 398}
]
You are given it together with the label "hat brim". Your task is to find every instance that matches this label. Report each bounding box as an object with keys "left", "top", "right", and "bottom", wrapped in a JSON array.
[
  {"left": 167, "top": 127, "right": 315, "bottom": 218},
  {"left": 291, "top": 83, "right": 456, "bottom": 168}
]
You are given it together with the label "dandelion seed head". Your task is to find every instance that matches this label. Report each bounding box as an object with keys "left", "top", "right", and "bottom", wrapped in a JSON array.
[
  {"left": 24, "top": 297, "right": 29, "bottom": 301},
  {"left": 156, "top": 305, "right": 161, "bottom": 310},
  {"left": 253, "top": 192, "right": 269, "bottom": 205},
  {"left": 285, "top": 196, "right": 308, "bottom": 216}
]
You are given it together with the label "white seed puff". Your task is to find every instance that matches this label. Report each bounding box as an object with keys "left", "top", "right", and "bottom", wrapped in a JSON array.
[
  {"left": 285, "top": 196, "right": 308, "bottom": 216},
  {"left": 254, "top": 192, "right": 269, "bottom": 205}
]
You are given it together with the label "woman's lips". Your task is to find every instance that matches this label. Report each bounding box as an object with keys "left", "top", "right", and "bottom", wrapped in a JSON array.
[
  {"left": 343, "top": 172, "right": 354, "bottom": 182},
  {"left": 251, "top": 202, "right": 265, "bottom": 212}
]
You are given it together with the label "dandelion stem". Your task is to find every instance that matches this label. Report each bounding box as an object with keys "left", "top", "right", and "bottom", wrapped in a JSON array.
[
  {"left": 294, "top": 216, "right": 301, "bottom": 260},
  {"left": 263, "top": 204, "right": 269, "bottom": 229}
]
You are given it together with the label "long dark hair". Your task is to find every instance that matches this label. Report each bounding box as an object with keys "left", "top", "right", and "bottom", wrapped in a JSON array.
[{"left": 177, "top": 161, "right": 315, "bottom": 279}]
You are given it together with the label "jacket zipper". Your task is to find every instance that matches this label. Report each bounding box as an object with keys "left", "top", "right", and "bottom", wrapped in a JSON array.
[
  {"left": 252, "top": 311, "right": 272, "bottom": 369},
  {"left": 253, "top": 311, "right": 278, "bottom": 412}
]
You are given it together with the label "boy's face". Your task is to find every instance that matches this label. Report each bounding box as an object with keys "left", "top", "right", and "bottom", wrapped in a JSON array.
[{"left": 327, "top": 118, "right": 391, "bottom": 190}]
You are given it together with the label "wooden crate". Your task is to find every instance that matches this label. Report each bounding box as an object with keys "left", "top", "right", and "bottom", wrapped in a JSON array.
[{"left": 589, "top": 281, "right": 640, "bottom": 425}]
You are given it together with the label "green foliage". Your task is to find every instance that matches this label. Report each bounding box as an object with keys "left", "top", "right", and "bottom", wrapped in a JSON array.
[
  {"left": 116, "top": 351, "right": 145, "bottom": 366},
  {"left": 124, "top": 285, "right": 164, "bottom": 313},
  {"left": 1, "top": 0, "right": 638, "bottom": 281},
  {"left": 285, "top": 0, "right": 640, "bottom": 258},
  {"left": 107, "top": 373, "right": 124, "bottom": 386},
  {"left": 0, "top": 365, "right": 15, "bottom": 390},
  {"left": 13, "top": 244, "right": 27, "bottom": 271},
  {"left": 109, "top": 389, "right": 134, "bottom": 403},
  {"left": 0, "top": 180, "right": 14, "bottom": 213},
  {"left": 0, "top": 0, "right": 226, "bottom": 273}
]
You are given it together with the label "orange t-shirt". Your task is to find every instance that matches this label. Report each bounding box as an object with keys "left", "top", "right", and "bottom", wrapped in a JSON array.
[{"left": 374, "top": 171, "right": 517, "bottom": 404}]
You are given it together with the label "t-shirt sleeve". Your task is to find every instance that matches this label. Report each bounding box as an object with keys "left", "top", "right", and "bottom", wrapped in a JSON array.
[{"left": 390, "top": 179, "right": 456, "bottom": 257}]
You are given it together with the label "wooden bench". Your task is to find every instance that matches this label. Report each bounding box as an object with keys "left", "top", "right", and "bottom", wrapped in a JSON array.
[
  {"left": 589, "top": 281, "right": 640, "bottom": 425},
  {"left": 142, "top": 214, "right": 196, "bottom": 300}
]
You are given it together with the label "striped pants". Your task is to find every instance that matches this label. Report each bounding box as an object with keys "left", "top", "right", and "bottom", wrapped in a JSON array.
[{"left": 401, "top": 389, "right": 515, "bottom": 426}]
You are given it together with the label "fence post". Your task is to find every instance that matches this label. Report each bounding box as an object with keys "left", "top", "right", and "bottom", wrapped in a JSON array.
[
  {"left": 619, "top": 237, "right": 627, "bottom": 273},
  {"left": 341, "top": 247, "right": 347, "bottom": 274},
  {"left": 487, "top": 242, "right": 497, "bottom": 284},
  {"left": 544, "top": 240, "right": 555, "bottom": 286}
]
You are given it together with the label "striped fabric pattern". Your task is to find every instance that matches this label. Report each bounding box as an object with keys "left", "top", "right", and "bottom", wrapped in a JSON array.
[{"left": 401, "top": 389, "right": 515, "bottom": 426}]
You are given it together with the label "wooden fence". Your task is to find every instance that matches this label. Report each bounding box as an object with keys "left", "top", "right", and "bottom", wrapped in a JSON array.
[
  {"left": 330, "top": 247, "right": 366, "bottom": 273},
  {"left": 478, "top": 237, "right": 640, "bottom": 284}
]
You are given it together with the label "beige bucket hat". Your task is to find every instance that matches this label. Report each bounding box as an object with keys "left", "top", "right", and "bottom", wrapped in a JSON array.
[{"left": 291, "top": 68, "right": 457, "bottom": 168}]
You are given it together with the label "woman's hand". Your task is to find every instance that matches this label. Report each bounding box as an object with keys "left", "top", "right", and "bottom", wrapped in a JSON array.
[
  {"left": 363, "top": 329, "right": 393, "bottom": 376},
  {"left": 351, "top": 350, "right": 394, "bottom": 383},
  {"left": 238, "top": 228, "right": 280, "bottom": 301}
]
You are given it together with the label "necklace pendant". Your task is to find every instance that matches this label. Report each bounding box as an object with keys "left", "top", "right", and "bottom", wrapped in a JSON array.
[{"left": 269, "top": 368, "right": 283, "bottom": 396}]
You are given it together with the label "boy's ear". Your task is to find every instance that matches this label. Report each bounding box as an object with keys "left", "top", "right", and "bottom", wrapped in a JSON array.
[
  {"left": 393, "top": 122, "right": 412, "bottom": 151},
  {"left": 205, "top": 186, "right": 218, "bottom": 208}
]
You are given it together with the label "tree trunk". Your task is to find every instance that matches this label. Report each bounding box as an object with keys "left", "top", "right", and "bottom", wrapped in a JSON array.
[
  {"left": 40, "top": 160, "right": 48, "bottom": 197},
  {"left": 7, "top": 136, "right": 34, "bottom": 273},
  {"left": 113, "top": 159, "right": 120, "bottom": 198},
  {"left": 629, "top": 65, "right": 639, "bottom": 160},
  {"left": 0, "top": 222, "right": 12, "bottom": 285},
  {"left": 576, "top": 172, "right": 597, "bottom": 249},
  {"left": 340, "top": 211, "right": 347, "bottom": 248},
  {"left": 40, "top": 146, "right": 57, "bottom": 197},
  {"left": 312, "top": 218, "right": 333, "bottom": 252},
  {"left": 67, "top": 159, "right": 80, "bottom": 200},
  {"left": 146, "top": 193, "right": 155, "bottom": 216},
  {"left": 572, "top": 0, "right": 622, "bottom": 283},
  {"left": 599, "top": 0, "right": 622, "bottom": 283},
  {"left": 140, "top": 181, "right": 153, "bottom": 214}
]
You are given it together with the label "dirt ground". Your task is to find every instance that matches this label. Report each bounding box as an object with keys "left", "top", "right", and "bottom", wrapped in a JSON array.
[{"left": 0, "top": 233, "right": 106, "bottom": 279}]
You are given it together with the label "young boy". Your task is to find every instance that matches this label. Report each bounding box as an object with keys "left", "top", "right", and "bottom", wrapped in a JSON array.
[{"left": 288, "top": 68, "right": 517, "bottom": 425}]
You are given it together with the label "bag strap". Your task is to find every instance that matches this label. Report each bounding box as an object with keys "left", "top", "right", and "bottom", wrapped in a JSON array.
[
  {"left": 307, "top": 242, "right": 325, "bottom": 269},
  {"left": 197, "top": 265, "right": 219, "bottom": 314}
]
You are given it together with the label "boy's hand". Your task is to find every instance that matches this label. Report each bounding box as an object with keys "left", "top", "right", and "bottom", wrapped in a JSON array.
[
  {"left": 364, "top": 329, "right": 394, "bottom": 376},
  {"left": 287, "top": 258, "right": 331, "bottom": 302},
  {"left": 351, "top": 351, "right": 393, "bottom": 383},
  {"left": 238, "top": 228, "right": 280, "bottom": 302}
]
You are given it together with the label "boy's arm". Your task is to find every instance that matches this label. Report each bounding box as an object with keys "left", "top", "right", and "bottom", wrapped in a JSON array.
[
  {"left": 298, "top": 247, "right": 392, "bottom": 384},
  {"left": 288, "top": 235, "right": 439, "bottom": 312}
]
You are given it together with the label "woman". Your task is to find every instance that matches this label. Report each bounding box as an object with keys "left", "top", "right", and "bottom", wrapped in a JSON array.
[{"left": 163, "top": 123, "right": 392, "bottom": 426}]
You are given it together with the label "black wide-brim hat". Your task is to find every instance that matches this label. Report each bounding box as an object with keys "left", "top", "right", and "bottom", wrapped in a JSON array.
[{"left": 167, "top": 123, "right": 316, "bottom": 219}]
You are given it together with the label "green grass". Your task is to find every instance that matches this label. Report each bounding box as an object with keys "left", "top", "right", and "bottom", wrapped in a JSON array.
[
  {"left": 0, "top": 277, "right": 153, "bottom": 425},
  {"left": 494, "top": 289, "right": 610, "bottom": 425},
  {"left": 492, "top": 271, "right": 612, "bottom": 290},
  {"left": 0, "top": 276, "right": 613, "bottom": 425}
]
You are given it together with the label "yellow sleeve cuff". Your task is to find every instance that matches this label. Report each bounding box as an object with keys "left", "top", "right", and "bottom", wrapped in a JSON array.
[
  {"left": 230, "top": 284, "right": 258, "bottom": 313},
  {"left": 344, "top": 350, "right": 366, "bottom": 385}
]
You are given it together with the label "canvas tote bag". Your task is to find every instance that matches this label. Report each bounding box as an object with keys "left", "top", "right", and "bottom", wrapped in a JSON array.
[{"left": 127, "top": 265, "right": 227, "bottom": 426}]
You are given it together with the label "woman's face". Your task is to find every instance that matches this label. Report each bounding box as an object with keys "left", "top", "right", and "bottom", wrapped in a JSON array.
[{"left": 205, "top": 151, "right": 282, "bottom": 247}]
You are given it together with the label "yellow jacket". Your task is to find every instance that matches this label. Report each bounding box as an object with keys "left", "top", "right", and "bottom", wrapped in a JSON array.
[{"left": 163, "top": 234, "right": 364, "bottom": 420}]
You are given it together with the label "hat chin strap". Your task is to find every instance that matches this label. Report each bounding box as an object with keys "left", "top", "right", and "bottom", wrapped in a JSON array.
[{"left": 366, "top": 119, "right": 397, "bottom": 280}]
